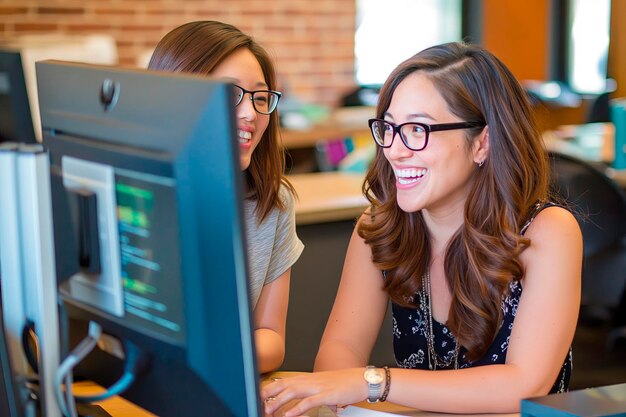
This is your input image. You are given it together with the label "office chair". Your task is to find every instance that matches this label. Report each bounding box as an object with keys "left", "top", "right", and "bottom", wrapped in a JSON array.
[
  {"left": 586, "top": 92, "right": 611, "bottom": 123},
  {"left": 548, "top": 151, "right": 626, "bottom": 349}
]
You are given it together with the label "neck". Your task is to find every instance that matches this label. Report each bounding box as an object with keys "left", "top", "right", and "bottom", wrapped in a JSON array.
[{"left": 422, "top": 202, "right": 465, "bottom": 254}]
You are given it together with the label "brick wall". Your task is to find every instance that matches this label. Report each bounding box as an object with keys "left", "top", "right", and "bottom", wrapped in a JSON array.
[{"left": 0, "top": 0, "right": 358, "bottom": 107}]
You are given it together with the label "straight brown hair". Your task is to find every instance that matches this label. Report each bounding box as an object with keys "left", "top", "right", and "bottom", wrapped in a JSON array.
[{"left": 148, "top": 21, "right": 294, "bottom": 222}]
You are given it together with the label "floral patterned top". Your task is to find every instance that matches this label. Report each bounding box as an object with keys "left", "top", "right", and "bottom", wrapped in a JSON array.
[
  {"left": 391, "top": 280, "right": 571, "bottom": 393},
  {"left": 389, "top": 202, "right": 572, "bottom": 394}
]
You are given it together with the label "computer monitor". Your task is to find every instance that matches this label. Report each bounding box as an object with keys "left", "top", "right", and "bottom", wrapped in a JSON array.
[
  {"left": 37, "top": 60, "right": 260, "bottom": 417},
  {"left": 0, "top": 300, "right": 23, "bottom": 417},
  {"left": 0, "top": 49, "right": 37, "bottom": 144},
  {"left": 1, "top": 34, "right": 118, "bottom": 143}
]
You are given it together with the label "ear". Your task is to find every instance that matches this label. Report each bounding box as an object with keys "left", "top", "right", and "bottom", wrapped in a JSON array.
[{"left": 472, "top": 125, "right": 490, "bottom": 166}]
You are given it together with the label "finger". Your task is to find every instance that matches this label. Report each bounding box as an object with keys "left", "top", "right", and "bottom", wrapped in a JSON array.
[
  {"left": 260, "top": 377, "right": 280, "bottom": 390},
  {"left": 261, "top": 378, "right": 286, "bottom": 398},
  {"left": 263, "top": 395, "right": 277, "bottom": 416},
  {"left": 263, "top": 379, "right": 322, "bottom": 411},
  {"left": 261, "top": 375, "right": 308, "bottom": 397},
  {"left": 264, "top": 387, "right": 302, "bottom": 415},
  {"left": 266, "top": 384, "right": 327, "bottom": 416},
  {"left": 261, "top": 396, "right": 276, "bottom": 417},
  {"left": 282, "top": 394, "right": 331, "bottom": 417}
]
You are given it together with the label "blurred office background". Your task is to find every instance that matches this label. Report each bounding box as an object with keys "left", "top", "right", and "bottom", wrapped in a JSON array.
[
  {"left": 0, "top": 0, "right": 624, "bottom": 120},
  {"left": 1, "top": 0, "right": 625, "bottom": 390}
]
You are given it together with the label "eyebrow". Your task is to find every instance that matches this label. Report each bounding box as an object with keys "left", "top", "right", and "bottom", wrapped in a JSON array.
[
  {"left": 221, "top": 77, "right": 269, "bottom": 89},
  {"left": 383, "top": 111, "right": 435, "bottom": 121}
]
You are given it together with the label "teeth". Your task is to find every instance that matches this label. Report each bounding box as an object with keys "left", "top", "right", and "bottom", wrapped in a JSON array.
[
  {"left": 395, "top": 168, "right": 427, "bottom": 185},
  {"left": 398, "top": 177, "right": 418, "bottom": 185},
  {"left": 395, "top": 168, "right": 427, "bottom": 179},
  {"left": 238, "top": 130, "right": 252, "bottom": 143}
]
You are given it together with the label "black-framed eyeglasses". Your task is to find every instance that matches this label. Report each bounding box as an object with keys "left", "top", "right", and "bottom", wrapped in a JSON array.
[
  {"left": 368, "top": 118, "right": 486, "bottom": 151},
  {"left": 233, "top": 84, "right": 282, "bottom": 115}
]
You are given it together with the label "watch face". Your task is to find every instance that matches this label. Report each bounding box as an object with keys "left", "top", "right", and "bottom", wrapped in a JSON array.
[{"left": 364, "top": 368, "right": 384, "bottom": 384}]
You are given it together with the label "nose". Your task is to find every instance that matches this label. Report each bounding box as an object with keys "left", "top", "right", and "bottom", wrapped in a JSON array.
[
  {"left": 237, "top": 93, "right": 257, "bottom": 121},
  {"left": 386, "top": 132, "right": 413, "bottom": 160}
]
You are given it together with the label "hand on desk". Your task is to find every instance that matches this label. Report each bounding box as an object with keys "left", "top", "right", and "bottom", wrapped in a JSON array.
[{"left": 262, "top": 369, "right": 366, "bottom": 417}]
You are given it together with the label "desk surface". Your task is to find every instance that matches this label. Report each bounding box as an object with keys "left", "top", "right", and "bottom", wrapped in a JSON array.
[
  {"left": 74, "top": 381, "right": 156, "bottom": 417},
  {"left": 288, "top": 171, "right": 368, "bottom": 225},
  {"left": 544, "top": 122, "right": 626, "bottom": 188},
  {"left": 544, "top": 122, "right": 615, "bottom": 163},
  {"left": 281, "top": 106, "right": 374, "bottom": 150},
  {"left": 282, "top": 125, "right": 371, "bottom": 150}
]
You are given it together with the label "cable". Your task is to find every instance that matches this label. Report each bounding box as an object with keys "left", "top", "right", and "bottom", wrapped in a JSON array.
[
  {"left": 64, "top": 372, "right": 76, "bottom": 417},
  {"left": 74, "top": 339, "right": 148, "bottom": 403},
  {"left": 54, "top": 320, "right": 150, "bottom": 415},
  {"left": 75, "top": 371, "right": 135, "bottom": 402},
  {"left": 57, "top": 297, "right": 76, "bottom": 417},
  {"left": 54, "top": 320, "right": 102, "bottom": 417}
]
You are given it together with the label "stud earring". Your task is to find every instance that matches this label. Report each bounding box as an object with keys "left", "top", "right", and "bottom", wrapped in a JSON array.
[{"left": 478, "top": 160, "right": 484, "bottom": 168}]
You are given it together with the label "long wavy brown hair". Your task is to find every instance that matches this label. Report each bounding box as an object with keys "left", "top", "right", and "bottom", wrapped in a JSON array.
[
  {"left": 359, "top": 42, "right": 549, "bottom": 361},
  {"left": 148, "top": 20, "right": 294, "bottom": 222}
]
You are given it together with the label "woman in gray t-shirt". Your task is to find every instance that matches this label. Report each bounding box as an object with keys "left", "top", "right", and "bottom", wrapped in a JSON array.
[{"left": 148, "top": 20, "right": 303, "bottom": 373}]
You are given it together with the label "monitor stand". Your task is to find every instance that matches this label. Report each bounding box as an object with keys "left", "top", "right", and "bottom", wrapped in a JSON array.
[{"left": 76, "top": 403, "right": 113, "bottom": 417}]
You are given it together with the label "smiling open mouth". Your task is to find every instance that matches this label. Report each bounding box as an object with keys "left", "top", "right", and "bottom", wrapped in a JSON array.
[
  {"left": 238, "top": 130, "right": 252, "bottom": 144},
  {"left": 395, "top": 168, "right": 427, "bottom": 185}
]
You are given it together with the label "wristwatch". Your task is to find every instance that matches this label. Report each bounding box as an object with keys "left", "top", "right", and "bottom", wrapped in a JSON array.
[{"left": 363, "top": 366, "right": 385, "bottom": 403}]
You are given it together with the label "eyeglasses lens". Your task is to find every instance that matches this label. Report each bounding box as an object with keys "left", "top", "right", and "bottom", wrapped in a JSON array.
[
  {"left": 232, "top": 85, "right": 279, "bottom": 115},
  {"left": 370, "top": 121, "right": 391, "bottom": 145},
  {"left": 371, "top": 120, "right": 426, "bottom": 150},
  {"left": 401, "top": 124, "right": 426, "bottom": 150},
  {"left": 253, "top": 92, "right": 271, "bottom": 114},
  {"left": 233, "top": 85, "right": 245, "bottom": 106}
]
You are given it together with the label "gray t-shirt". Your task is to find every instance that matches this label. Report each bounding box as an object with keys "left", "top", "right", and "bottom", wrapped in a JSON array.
[{"left": 244, "top": 185, "right": 304, "bottom": 308}]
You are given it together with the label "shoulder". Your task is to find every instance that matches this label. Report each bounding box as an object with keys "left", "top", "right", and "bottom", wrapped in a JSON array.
[
  {"left": 520, "top": 205, "right": 583, "bottom": 283},
  {"left": 273, "top": 184, "right": 301, "bottom": 241},
  {"left": 523, "top": 205, "right": 581, "bottom": 243},
  {"left": 257, "top": 184, "right": 296, "bottom": 223},
  {"left": 278, "top": 182, "right": 296, "bottom": 211}
]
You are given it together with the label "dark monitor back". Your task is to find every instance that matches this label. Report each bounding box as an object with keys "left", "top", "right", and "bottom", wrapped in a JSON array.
[
  {"left": 0, "top": 49, "right": 36, "bottom": 144},
  {"left": 37, "top": 60, "right": 259, "bottom": 417}
]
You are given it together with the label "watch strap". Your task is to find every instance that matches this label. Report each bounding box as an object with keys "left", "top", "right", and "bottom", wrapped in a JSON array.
[{"left": 380, "top": 366, "right": 391, "bottom": 402}]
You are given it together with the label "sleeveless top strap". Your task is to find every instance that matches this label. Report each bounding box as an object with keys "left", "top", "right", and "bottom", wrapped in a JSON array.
[{"left": 520, "top": 200, "right": 557, "bottom": 236}]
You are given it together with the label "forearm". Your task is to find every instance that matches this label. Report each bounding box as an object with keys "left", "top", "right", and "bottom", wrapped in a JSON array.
[
  {"left": 386, "top": 364, "right": 547, "bottom": 413},
  {"left": 255, "top": 328, "right": 285, "bottom": 374},
  {"left": 314, "top": 339, "right": 369, "bottom": 371}
]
